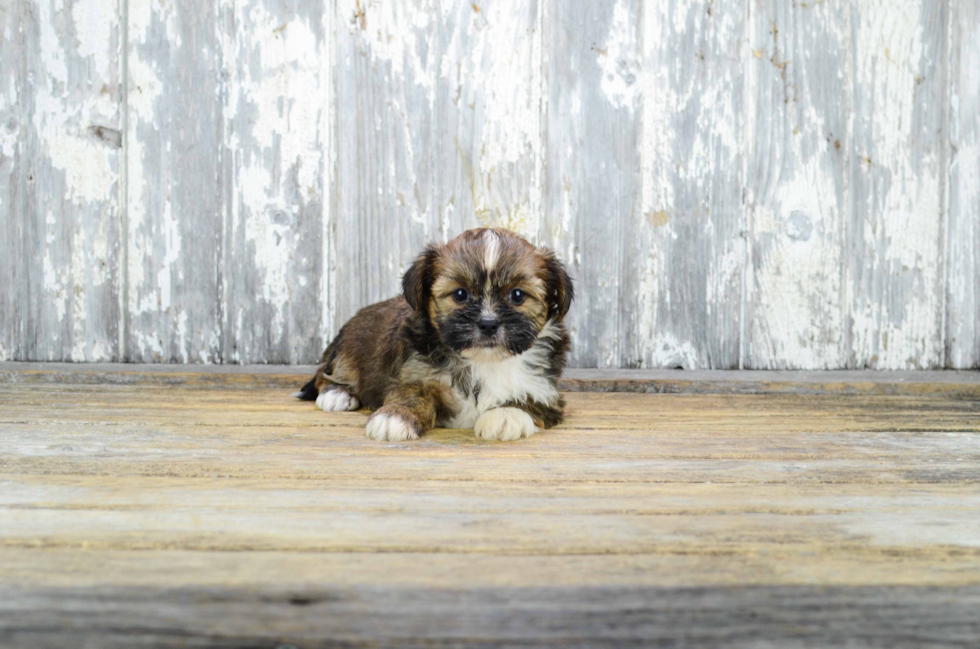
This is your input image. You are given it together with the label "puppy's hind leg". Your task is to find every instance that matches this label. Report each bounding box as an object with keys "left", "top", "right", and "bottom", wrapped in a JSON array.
[
  {"left": 296, "top": 330, "right": 360, "bottom": 411},
  {"left": 303, "top": 341, "right": 361, "bottom": 412},
  {"left": 316, "top": 386, "right": 361, "bottom": 412}
]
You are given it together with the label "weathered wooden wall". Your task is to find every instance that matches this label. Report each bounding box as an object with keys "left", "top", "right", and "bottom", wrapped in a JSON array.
[{"left": 0, "top": 0, "right": 977, "bottom": 369}]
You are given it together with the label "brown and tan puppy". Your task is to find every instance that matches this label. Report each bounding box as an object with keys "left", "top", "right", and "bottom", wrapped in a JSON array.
[{"left": 296, "top": 228, "right": 573, "bottom": 441}]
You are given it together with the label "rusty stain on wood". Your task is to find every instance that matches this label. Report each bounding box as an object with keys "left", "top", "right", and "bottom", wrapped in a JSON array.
[{"left": 648, "top": 210, "right": 669, "bottom": 227}]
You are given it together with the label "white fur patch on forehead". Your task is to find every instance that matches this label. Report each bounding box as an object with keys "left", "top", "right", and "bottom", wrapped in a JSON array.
[{"left": 482, "top": 230, "right": 500, "bottom": 271}]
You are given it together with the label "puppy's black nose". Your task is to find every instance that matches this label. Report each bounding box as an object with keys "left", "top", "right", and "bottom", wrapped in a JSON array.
[{"left": 477, "top": 316, "right": 500, "bottom": 335}]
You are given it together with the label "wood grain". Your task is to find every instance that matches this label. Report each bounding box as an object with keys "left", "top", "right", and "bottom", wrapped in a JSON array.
[
  {"left": 4, "top": 362, "right": 980, "bottom": 396},
  {"left": 0, "top": 366, "right": 979, "bottom": 645},
  {"left": 543, "top": 0, "right": 642, "bottom": 368},
  {"left": 3, "top": 585, "right": 980, "bottom": 649},
  {"left": 846, "top": 0, "right": 947, "bottom": 369},
  {"left": 743, "top": 0, "right": 849, "bottom": 369},
  {"left": 638, "top": 0, "right": 744, "bottom": 370},
  {"left": 223, "top": 0, "right": 331, "bottom": 365},
  {"left": 14, "top": 0, "right": 123, "bottom": 362},
  {"left": 334, "top": 0, "right": 432, "bottom": 329},
  {"left": 0, "top": 0, "right": 24, "bottom": 362},
  {"left": 1, "top": 1, "right": 978, "bottom": 369},
  {"left": 946, "top": 0, "right": 980, "bottom": 369},
  {"left": 333, "top": 0, "right": 546, "bottom": 335},
  {"left": 125, "top": 0, "right": 223, "bottom": 363}
]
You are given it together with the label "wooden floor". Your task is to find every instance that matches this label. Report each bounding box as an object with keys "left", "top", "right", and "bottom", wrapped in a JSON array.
[{"left": 1, "top": 364, "right": 979, "bottom": 648}]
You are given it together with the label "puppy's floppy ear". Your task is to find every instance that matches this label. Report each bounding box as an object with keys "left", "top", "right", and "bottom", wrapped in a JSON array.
[
  {"left": 542, "top": 249, "right": 574, "bottom": 319},
  {"left": 402, "top": 244, "right": 441, "bottom": 312}
]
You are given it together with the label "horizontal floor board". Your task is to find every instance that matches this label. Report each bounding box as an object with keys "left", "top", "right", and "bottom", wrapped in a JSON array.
[
  {"left": 1, "top": 367, "right": 979, "bottom": 646},
  {"left": 2, "top": 388, "right": 977, "bottom": 485},
  {"left": 2, "top": 584, "right": 979, "bottom": 649},
  {"left": 4, "top": 362, "right": 980, "bottom": 396},
  {"left": 3, "top": 549, "right": 979, "bottom": 590},
  {"left": 3, "top": 387, "right": 978, "bottom": 431},
  {"left": 1, "top": 478, "right": 978, "bottom": 555}
]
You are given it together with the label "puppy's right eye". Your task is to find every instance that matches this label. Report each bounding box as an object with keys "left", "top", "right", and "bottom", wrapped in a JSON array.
[{"left": 452, "top": 288, "right": 469, "bottom": 303}]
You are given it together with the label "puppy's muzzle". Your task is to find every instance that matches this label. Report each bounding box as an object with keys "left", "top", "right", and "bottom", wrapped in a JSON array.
[{"left": 477, "top": 316, "right": 500, "bottom": 336}]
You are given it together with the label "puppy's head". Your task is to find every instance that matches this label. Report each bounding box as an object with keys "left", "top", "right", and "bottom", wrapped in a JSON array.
[{"left": 403, "top": 228, "right": 573, "bottom": 361}]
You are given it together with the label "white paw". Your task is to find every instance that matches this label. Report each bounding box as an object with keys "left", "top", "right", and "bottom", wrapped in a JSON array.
[
  {"left": 365, "top": 412, "right": 420, "bottom": 442},
  {"left": 316, "top": 389, "right": 360, "bottom": 412},
  {"left": 474, "top": 407, "right": 538, "bottom": 441}
]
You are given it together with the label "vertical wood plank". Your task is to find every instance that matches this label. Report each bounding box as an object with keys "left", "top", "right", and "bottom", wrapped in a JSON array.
[
  {"left": 126, "top": 0, "right": 223, "bottom": 362},
  {"left": 846, "top": 0, "right": 946, "bottom": 369},
  {"left": 945, "top": 0, "right": 979, "bottom": 369},
  {"left": 334, "top": 0, "right": 439, "bottom": 330},
  {"left": 0, "top": 1, "right": 25, "bottom": 361},
  {"left": 333, "top": 0, "right": 544, "bottom": 334},
  {"left": 2, "top": 0, "right": 970, "bottom": 370},
  {"left": 742, "top": 0, "right": 849, "bottom": 369},
  {"left": 439, "top": 0, "right": 545, "bottom": 243},
  {"left": 222, "top": 0, "right": 330, "bottom": 364},
  {"left": 19, "top": 0, "right": 122, "bottom": 361},
  {"left": 542, "top": 0, "right": 642, "bottom": 368},
  {"left": 638, "top": 0, "right": 744, "bottom": 369}
]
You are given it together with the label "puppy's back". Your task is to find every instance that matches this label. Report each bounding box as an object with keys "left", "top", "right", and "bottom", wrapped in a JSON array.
[{"left": 311, "top": 296, "right": 414, "bottom": 409}]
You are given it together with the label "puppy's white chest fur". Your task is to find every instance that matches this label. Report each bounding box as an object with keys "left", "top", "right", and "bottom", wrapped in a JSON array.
[{"left": 442, "top": 348, "right": 558, "bottom": 429}]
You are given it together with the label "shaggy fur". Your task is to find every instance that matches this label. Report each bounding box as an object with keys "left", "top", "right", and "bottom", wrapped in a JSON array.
[{"left": 297, "top": 228, "right": 573, "bottom": 441}]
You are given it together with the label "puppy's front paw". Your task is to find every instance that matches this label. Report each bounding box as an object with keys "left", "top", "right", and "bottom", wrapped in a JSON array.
[
  {"left": 316, "top": 388, "right": 361, "bottom": 412},
  {"left": 366, "top": 407, "right": 423, "bottom": 442},
  {"left": 474, "top": 407, "right": 538, "bottom": 442}
]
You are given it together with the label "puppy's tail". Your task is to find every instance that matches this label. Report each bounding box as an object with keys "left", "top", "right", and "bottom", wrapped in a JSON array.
[{"left": 294, "top": 377, "right": 319, "bottom": 401}]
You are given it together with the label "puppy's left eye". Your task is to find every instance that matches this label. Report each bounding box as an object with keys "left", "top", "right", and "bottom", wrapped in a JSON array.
[
  {"left": 452, "top": 288, "right": 469, "bottom": 303},
  {"left": 509, "top": 288, "right": 526, "bottom": 305}
]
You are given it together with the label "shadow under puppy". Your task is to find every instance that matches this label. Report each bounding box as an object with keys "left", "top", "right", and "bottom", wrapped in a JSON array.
[{"left": 297, "top": 228, "right": 574, "bottom": 441}]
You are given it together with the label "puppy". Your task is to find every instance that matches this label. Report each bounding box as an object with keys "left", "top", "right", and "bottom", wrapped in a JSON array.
[{"left": 296, "top": 228, "right": 573, "bottom": 441}]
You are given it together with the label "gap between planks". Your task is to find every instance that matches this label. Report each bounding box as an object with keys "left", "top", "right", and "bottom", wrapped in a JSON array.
[{"left": 1, "top": 363, "right": 979, "bottom": 396}]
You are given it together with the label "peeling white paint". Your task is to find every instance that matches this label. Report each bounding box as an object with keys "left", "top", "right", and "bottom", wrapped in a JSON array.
[
  {"left": 440, "top": 1, "right": 543, "bottom": 240},
  {"left": 175, "top": 310, "right": 189, "bottom": 364},
  {"left": 71, "top": 0, "right": 116, "bottom": 79},
  {"left": 42, "top": 216, "right": 68, "bottom": 325},
  {"left": 0, "top": 79, "right": 17, "bottom": 160},
  {"left": 20, "top": 0, "right": 120, "bottom": 362},
  {"left": 637, "top": 0, "right": 743, "bottom": 368},
  {"left": 638, "top": 0, "right": 667, "bottom": 366},
  {"left": 135, "top": 330, "right": 164, "bottom": 359},
  {"left": 156, "top": 196, "right": 180, "bottom": 312},
  {"left": 33, "top": 111, "right": 116, "bottom": 205},
  {"left": 358, "top": 0, "right": 436, "bottom": 102},
  {"left": 848, "top": 0, "right": 945, "bottom": 369},
  {"left": 126, "top": 0, "right": 170, "bottom": 304},
  {"left": 2, "top": 0, "right": 975, "bottom": 368},
  {"left": 34, "top": 0, "right": 117, "bottom": 206},
  {"left": 649, "top": 333, "right": 700, "bottom": 370},
  {"left": 943, "top": 0, "right": 979, "bottom": 369},
  {"left": 319, "top": 0, "right": 334, "bottom": 351},
  {"left": 37, "top": 0, "right": 68, "bottom": 85},
  {"left": 597, "top": 0, "right": 639, "bottom": 111},
  {"left": 742, "top": 0, "right": 849, "bottom": 370},
  {"left": 232, "top": 4, "right": 326, "bottom": 348}
]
